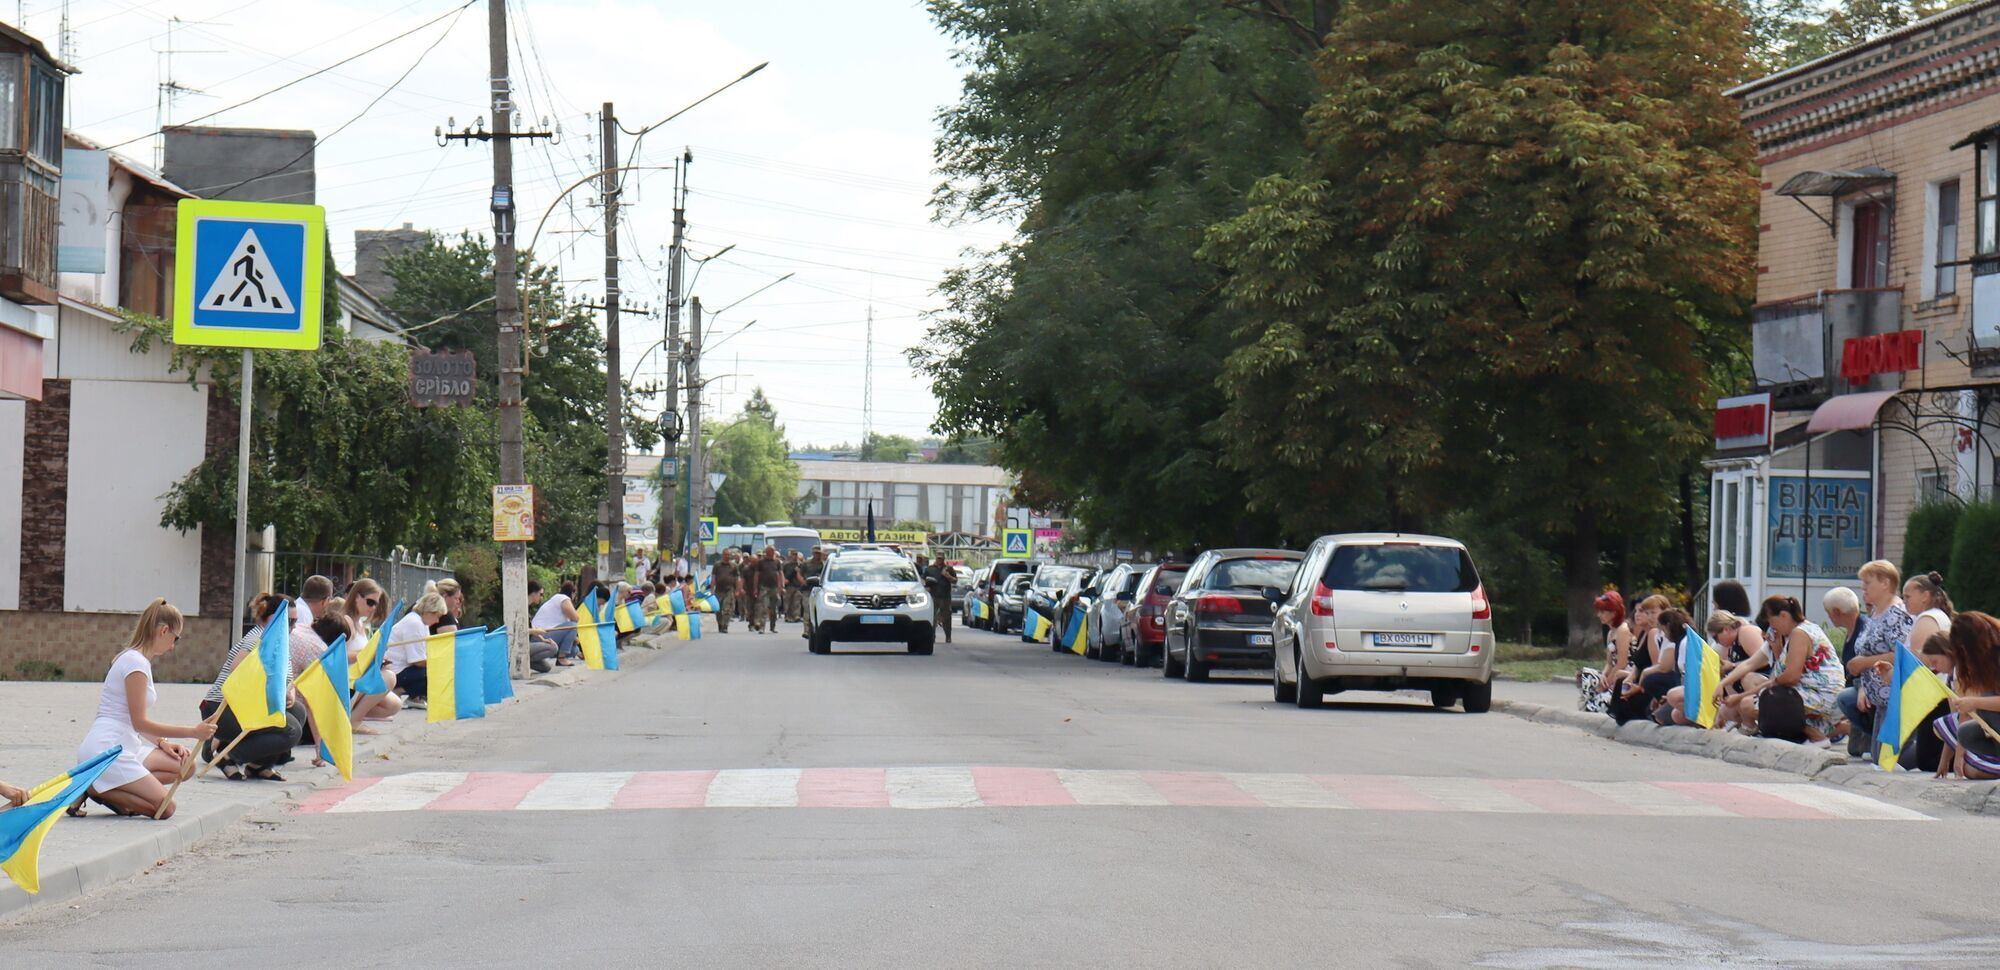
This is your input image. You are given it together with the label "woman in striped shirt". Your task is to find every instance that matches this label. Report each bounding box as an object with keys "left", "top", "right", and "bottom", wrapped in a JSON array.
[{"left": 199, "top": 594, "right": 303, "bottom": 781}]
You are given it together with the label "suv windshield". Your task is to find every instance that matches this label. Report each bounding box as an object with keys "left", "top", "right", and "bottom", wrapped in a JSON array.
[
  {"left": 1324, "top": 545, "right": 1478, "bottom": 593},
  {"left": 1033, "top": 565, "right": 1086, "bottom": 590},
  {"left": 826, "top": 558, "right": 919, "bottom": 584},
  {"left": 1201, "top": 557, "right": 1302, "bottom": 592}
]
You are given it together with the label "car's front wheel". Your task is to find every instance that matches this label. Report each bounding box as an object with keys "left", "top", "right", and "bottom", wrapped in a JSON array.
[
  {"left": 809, "top": 624, "right": 831, "bottom": 655},
  {"left": 908, "top": 631, "right": 934, "bottom": 655}
]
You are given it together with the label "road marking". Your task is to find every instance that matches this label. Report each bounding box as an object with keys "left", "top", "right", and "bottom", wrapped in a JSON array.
[
  {"left": 705, "top": 768, "right": 802, "bottom": 808},
  {"left": 292, "top": 768, "right": 1934, "bottom": 821}
]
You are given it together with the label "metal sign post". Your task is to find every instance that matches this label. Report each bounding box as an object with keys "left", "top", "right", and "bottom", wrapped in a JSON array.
[{"left": 233, "top": 349, "right": 252, "bottom": 642}]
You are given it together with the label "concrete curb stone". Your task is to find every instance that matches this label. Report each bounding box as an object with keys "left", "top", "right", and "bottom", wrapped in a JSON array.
[
  {"left": 0, "top": 628, "right": 677, "bottom": 921},
  {"left": 1494, "top": 698, "right": 2000, "bottom": 817}
]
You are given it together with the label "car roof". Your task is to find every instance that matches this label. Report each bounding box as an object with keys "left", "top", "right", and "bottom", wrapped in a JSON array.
[
  {"left": 1315, "top": 533, "right": 1467, "bottom": 549},
  {"left": 1200, "top": 547, "right": 1305, "bottom": 559}
]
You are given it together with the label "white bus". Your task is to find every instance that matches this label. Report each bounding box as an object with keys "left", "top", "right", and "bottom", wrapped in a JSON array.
[{"left": 713, "top": 522, "right": 822, "bottom": 559}]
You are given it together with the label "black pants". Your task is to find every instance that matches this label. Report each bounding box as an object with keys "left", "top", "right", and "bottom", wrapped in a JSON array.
[
  {"left": 1608, "top": 684, "right": 1652, "bottom": 725},
  {"left": 397, "top": 664, "right": 428, "bottom": 700},
  {"left": 200, "top": 698, "right": 300, "bottom": 770}
]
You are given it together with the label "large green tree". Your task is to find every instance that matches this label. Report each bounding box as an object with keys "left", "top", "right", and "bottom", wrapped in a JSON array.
[
  {"left": 1205, "top": 0, "right": 1757, "bottom": 647},
  {"left": 916, "top": 0, "right": 1322, "bottom": 550},
  {"left": 708, "top": 389, "right": 801, "bottom": 527}
]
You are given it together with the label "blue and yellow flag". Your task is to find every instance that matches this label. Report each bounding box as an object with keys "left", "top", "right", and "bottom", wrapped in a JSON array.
[
  {"left": 349, "top": 600, "right": 403, "bottom": 697},
  {"left": 577, "top": 590, "right": 611, "bottom": 670},
  {"left": 1063, "top": 609, "right": 1087, "bottom": 656},
  {"left": 1679, "top": 627, "right": 1721, "bottom": 729},
  {"left": 970, "top": 597, "right": 990, "bottom": 621},
  {"left": 614, "top": 596, "right": 637, "bottom": 634},
  {"left": 1876, "top": 641, "right": 1954, "bottom": 771},
  {"left": 483, "top": 626, "right": 513, "bottom": 705},
  {"left": 426, "top": 626, "right": 489, "bottom": 723},
  {"left": 623, "top": 598, "right": 646, "bottom": 634},
  {"left": 1023, "top": 610, "right": 1054, "bottom": 642},
  {"left": 1, "top": 747, "right": 122, "bottom": 893},
  {"left": 667, "top": 589, "right": 697, "bottom": 641},
  {"left": 294, "top": 635, "right": 353, "bottom": 780},
  {"left": 222, "top": 600, "right": 291, "bottom": 731}
]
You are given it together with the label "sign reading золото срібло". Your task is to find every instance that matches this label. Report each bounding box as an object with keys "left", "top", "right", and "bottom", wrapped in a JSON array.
[{"left": 410, "top": 348, "right": 476, "bottom": 407}]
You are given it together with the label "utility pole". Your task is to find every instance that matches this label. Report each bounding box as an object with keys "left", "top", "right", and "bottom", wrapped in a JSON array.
[
  {"left": 601, "top": 103, "right": 626, "bottom": 581},
  {"left": 487, "top": 0, "right": 529, "bottom": 677},
  {"left": 660, "top": 154, "right": 688, "bottom": 553},
  {"left": 685, "top": 296, "right": 704, "bottom": 553}
]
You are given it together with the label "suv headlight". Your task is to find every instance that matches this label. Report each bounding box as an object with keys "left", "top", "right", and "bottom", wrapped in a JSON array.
[
  {"left": 823, "top": 590, "right": 847, "bottom": 607},
  {"left": 907, "top": 590, "right": 930, "bottom": 608}
]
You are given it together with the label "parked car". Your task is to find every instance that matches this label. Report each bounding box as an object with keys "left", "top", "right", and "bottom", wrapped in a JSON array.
[
  {"left": 974, "top": 559, "right": 1040, "bottom": 629},
  {"left": 1267, "top": 533, "right": 1493, "bottom": 711},
  {"left": 1162, "top": 549, "right": 1304, "bottom": 681},
  {"left": 948, "top": 565, "right": 972, "bottom": 614},
  {"left": 1023, "top": 563, "right": 1093, "bottom": 644},
  {"left": 992, "top": 573, "right": 1032, "bottom": 633},
  {"left": 805, "top": 551, "right": 937, "bottom": 655},
  {"left": 961, "top": 564, "right": 993, "bottom": 627},
  {"left": 1122, "top": 562, "right": 1188, "bottom": 668},
  {"left": 1086, "top": 564, "right": 1146, "bottom": 662}
]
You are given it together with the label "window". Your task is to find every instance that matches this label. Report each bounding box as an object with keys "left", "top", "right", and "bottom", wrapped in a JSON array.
[
  {"left": 26, "top": 64, "right": 59, "bottom": 164},
  {"left": 1936, "top": 179, "right": 1961, "bottom": 298},
  {"left": 1917, "top": 470, "right": 1951, "bottom": 505},
  {"left": 1322, "top": 545, "right": 1479, "bottom": 593},
  {"left": 0, "top": 54, "right": 18, "bottom": 152},
  {"left": 893, "top": 483, "right": 920, "bottom": 522},
  {"left": 925, "top": 484, "right": 947, "bottom": 530},
  {"left": 1204, "top": 556, "right": 1303, "bottom": 591},
  {"left": 959, "top": 488, "right": 980, "bottom": 533},
  {"left": 1851, "top": 201, "right": 1890, "bottom": 288}
]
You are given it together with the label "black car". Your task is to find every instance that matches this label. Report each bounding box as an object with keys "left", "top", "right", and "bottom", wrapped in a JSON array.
[
  {"left": 992, "top": 573, "right": 1031, "bottom": 633},
  {"left": 972, "top": 559, "right": 1040, "bottom": 630},
  {"left": 1162, "top": 548, "right": 1304, "bottom": 681}
]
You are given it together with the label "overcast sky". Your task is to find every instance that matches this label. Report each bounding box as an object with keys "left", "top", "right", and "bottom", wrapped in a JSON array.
[{"left": 14, "top": 0, "right": 1011, "bottom": 446}]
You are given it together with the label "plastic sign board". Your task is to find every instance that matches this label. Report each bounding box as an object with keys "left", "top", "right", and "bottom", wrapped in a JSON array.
[
  {"left": 492, "top": 485, "right": 536, "bottom": 542},
  {"left": 820, "top": 529, "right": 929, "bottom": 544},
  {"left": 1001, "top": 528, "right": 1033, "bottom": 558},
  {"left": 173, "top": 199, "right": 326, "bottom": 351},
  {"left": 698, "top": 516, "right": 720, "bottom": 547},
  {"left": 1713, "top": 392, "right": 1771, "bottom": 451}
]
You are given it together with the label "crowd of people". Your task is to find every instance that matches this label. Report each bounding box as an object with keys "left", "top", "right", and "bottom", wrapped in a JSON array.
[
  {"left": 24, "top": 568, "right": 692, "bottom": 821},
  {"left": 1580, "top": 560, "right": 2000, "bottom": 779}
]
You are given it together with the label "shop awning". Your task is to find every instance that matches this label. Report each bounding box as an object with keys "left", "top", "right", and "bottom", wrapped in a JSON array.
[
  {"left": 1806, "top": 389, "right": 1901, "bottom": 433},
  {"left": 1774, "top": 167, "right": 1894, "bottom": 197}
]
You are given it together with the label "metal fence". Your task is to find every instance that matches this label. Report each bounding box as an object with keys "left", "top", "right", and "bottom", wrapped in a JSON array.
[{"left": 249, "top": 545, "right": 455, "bottom": 610}]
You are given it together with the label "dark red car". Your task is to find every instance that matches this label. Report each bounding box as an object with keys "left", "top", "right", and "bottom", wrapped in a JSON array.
[{"left": 1121, "top": 562, "right": 1188, "bottom": 668}]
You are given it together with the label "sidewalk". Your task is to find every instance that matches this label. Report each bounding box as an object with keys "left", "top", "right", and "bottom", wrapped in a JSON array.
[
  {"left": 1492, "top": 679, "right": 2000, "bottom": 816},
  {"left": 0, "top": 627, "right": 677, "bottom": 918}
]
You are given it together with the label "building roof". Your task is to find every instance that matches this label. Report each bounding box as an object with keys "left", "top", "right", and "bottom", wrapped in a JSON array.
[
  {"left": 1727, "top": 0, "right": 2000, "bottom": 98},
  {"left": 64, "top": 132, "right": 196, "bottom": 199},
  {"left": 792, "top": 458, "right": 1011, "bottom": 487}
]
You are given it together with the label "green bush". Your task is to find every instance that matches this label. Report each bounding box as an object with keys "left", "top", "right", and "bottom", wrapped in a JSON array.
[
  {"left": 1948, "top": 500, "right": 2000, "bottom": 615},
  {"left": 1903, "top": 500, "right": 1963, "bottom": 585},
  {"left": 11, "top": 659, "right": 64, "bottom": 681},
  {"left": 448, "top": 542, "right": 501, "bottom": 629}
]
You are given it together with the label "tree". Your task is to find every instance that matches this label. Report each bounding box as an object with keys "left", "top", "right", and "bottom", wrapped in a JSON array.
[
  {"left": 933, "top": 435, "right": 996, "bottom": 465},
  {"left": 1739, "top": 0, "right": 1978, "bottom": 74},
  {"left": 1205, "top": 0, "right": 1757, "bottom": 648},
  {"left": 860, "top": 433, "right": 922, "bottom": 463},
  {"left": 709, "top": 388, "right": 801, "bottom": 527},
  {"left": 917, "top": 0, "right": 1319, "bottom": 550}
]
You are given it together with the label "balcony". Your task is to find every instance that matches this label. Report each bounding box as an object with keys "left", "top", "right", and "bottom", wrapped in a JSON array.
[
  {"left": 1751, "top": 288, "right": 1903, "bottom": 408},
  {"left": 0, "top": 156, "right": 59, "bottom": 304}
]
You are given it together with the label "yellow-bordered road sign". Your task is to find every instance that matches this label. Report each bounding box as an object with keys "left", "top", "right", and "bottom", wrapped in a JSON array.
[
  {"left": 173, "top": 199, "right": 326, "bottom": 351},
  {"left": 1001, "top": 528, "right": 1033, "bottom": 558}
]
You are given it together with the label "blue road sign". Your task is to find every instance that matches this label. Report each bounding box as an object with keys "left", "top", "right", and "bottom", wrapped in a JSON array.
[
  {"left": 173, "top": 200, "right": 326, "bottom": 351},
  {"left": 1001, "top": 528, "right": 1032, "bottom": 558}
]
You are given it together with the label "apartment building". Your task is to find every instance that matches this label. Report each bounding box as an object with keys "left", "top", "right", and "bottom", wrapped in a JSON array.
[
  {"left": 791, "top": 458, "right": 1010, "bottom": 536},
  {"left": 1715, "top": 0, "right": 2000, "bottom": 615}
]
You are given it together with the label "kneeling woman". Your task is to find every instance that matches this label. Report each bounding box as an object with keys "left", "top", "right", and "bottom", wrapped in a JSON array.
[
  {"left": 1935, "top": 611, "right": 2000, "bottom": 779},
  {"left": 200, "top": 594, "right": 304, "bottom": 781},
  {"left": 76, "top": 599, "right": 218, "bottom": 818},
  {"left": 385, "top": 590, "right": 449, "bottom": 708}
]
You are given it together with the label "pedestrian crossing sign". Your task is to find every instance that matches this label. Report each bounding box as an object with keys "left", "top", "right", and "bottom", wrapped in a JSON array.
[
  {"left": 698, "top": 516, "right": 719, "bottom": 547},
  {"left": 173, "top": 199, "right": 326, "bottom": 351},
  {"left": 1001, "top": 528, "right": 1032, "bottom": 558}
]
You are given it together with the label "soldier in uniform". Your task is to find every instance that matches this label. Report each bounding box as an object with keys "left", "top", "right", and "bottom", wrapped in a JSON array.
[
  {"left": 751, "top": 546, "right": 785, "bottom": 633},
  {"left": 782, "top": 551, "right": 807, "bottom": 622},
  {"left": 925, "top": 558, "right": 957, "bottom": 644},
  {"left": 709, "top": 550, "right": 737, "bottom": 633}
]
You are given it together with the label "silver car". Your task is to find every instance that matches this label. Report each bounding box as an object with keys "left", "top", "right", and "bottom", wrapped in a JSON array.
[{"left": 1268, "top": 534, "right": 1494, "bottom": 711}]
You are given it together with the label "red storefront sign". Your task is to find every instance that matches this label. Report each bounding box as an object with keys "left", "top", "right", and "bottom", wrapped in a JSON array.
[
  {"left": 1714, "top": 392, "right": 1772, "bottom": 450},
  {"left": 1840, "top": 330, "right": 1922, "bottom": 384}
]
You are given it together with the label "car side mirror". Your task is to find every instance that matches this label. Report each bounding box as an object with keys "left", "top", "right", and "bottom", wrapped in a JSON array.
[{"left": 1261, "top": 586, "right": 1285, "bottom": 604}]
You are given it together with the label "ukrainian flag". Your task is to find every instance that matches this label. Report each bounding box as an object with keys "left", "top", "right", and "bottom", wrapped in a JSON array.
[
  {"left": 667, "top": 589, "right": 695, "bottom": 641},
  {"left": 970, "top": 597, "right": 990, "bottom": 621},
  {"left": 1679, "top": 626, "right": 1721, "bottom": 729},
  {"left": 222, "top": 600, "right": 291, "bottom": 731},
  {"left": 577, "top": 590, "right": 610, "bottom": 670},
  {"left": 1, "top": 747, "right": 122, "bottom": 893},
  {"left": 614, "top": 596, "right": 637, "bottom": 634},
  {"left": 294, "top": 635, "right": 354, "bottom": 781},
  {"left": 483, "top": 627, "right": 513, "bottom": 705},
  {"left": 350, "top": 600, "right": 403, "bottom": 697},
  {"left": 426, "top": 626, "right": 489, "bottom": 723},
  {"left": 1876, "top": 641, "right": 1954, "bottom": 771},
  {"left": 1063, "top": 609, "right": 1088, "bottom": 656},
  {"left": 1024, "top": 610, "right": 1054, "bottom": 642}
]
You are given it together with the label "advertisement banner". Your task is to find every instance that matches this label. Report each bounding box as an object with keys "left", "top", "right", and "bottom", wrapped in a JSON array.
[
  {"left": 1766, "top": 476, "right": 1871, "bottom": 580},
  {"left": 58, "top": 148, "right": 110, "bottom": 274},
  {"left": 820, "top": 528, "right": 929, "bottom": 544},
  {"left": 492, "top": 485, "right": 536, "bottom": 542}
]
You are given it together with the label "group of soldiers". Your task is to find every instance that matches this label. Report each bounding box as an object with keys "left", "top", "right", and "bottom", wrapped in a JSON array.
[{"left": 707, "top": 546, "right": 826, "bottom": 634}]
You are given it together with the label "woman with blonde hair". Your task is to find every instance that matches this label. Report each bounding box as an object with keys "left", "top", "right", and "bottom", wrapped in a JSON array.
[
  {"left": 387, "top": 588, "right": 450, "bottom": 708},
  {"left": 338, "top": 578, "right": 401, "bottom": 727},
  {"left": 1840, "top": 560, "right": 1914, "bottom": 754},
  {"left": 74, "top": 599, "right": 218, "bottom": 817},
  {"left": 430, "top": 578, "right": 464, "bottom": 636}
]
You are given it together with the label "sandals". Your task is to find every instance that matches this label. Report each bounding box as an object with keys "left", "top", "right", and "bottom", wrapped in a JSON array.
[
  {"left": 250, "top": 767, "right": 285, "bottom": 782},
  {"left": 221, "top": 763, "right": 246, "bottom": 781},
  {"left": 66, "top": 794, "right": 88, "bottom": 817}
]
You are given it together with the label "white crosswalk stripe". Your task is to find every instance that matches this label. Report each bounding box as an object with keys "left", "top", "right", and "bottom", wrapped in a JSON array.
[
  {"left": 886, "top": 767, "right": 982, "bottom": 809},
  {"left": 705, "top": 768, "right": 802, "bottom": 808},
  {"left": 515, "top": 771, "right": 634, "bottom": 811},
  {"left": 1054, "top": 769, "right": 1172, "bottom": 806},
  {"left": 324, "top": 772, "right": 467, "bottom": 814}
]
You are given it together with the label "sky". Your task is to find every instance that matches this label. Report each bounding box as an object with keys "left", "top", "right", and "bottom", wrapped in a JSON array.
[{"left": 9, "top": 0, "right": 1012, "bottom": 446}]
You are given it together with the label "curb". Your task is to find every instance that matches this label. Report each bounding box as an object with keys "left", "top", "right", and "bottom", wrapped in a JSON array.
[
  {"left": 1494, "top": 699, "right": 2000, "bottom": 816},
  {"left": 0, "top": 629, "right": 678, "bottom": 920}
]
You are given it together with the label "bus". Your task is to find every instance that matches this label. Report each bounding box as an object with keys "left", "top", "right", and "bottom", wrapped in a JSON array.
[{"left": 713, "top": 522, "right": 822, "bottom": 559}]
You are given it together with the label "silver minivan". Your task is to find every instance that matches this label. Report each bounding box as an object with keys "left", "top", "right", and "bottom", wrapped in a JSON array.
[{"left": 1266, "top": 534, "right": 1494, "bottom": 712}]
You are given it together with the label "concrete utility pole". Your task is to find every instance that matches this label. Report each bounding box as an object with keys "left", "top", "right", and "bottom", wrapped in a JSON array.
[
  {"left": 685, "top": 296, "right": 704, "bottom": 551},
  {"left": 660, "top": 155, "right": 688, "bottom": 552},
  {"left": 601, "top": 103, "right": 626, "bottom": 580},
  {"left": 488, "top": 0, "right": 529, "bottom": 676}
]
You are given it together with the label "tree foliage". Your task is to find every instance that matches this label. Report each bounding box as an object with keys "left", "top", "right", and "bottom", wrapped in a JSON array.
[
  {"left": 709, "top": 389, "right": 801, "bottom": 527},
  {"left": 1741, "top": 0, "right": 1978, "bottom": 74},
  {"left": 860, "top": 433, "right": 922, "bottom": 462}
]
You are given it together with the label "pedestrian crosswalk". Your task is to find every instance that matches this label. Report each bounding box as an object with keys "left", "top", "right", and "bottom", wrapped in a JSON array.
[{"left": 291, "top": 767, "right": 1933, "bottom": 821}]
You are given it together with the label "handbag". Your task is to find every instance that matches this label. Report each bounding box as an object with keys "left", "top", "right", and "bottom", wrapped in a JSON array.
[{"left": 1757, "top": 685, "right": 1807, "bottom": 742}]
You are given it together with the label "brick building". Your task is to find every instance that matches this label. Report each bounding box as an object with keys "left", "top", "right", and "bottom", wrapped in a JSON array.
[{"left": 1714, "top": 1, "right": 2000, "bottom": 616}]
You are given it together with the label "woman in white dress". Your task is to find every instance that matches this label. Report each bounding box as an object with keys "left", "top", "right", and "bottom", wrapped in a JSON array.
[{"left": 75, "top": 599, "right": 217, "bottom": 818}]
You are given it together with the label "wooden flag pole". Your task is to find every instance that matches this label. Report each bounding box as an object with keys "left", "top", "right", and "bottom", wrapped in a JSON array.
[
  {"left": 191, "top": 730, "right": 254, "bottom": 782},
  {"left": 152, "top": 701, "right": 238, "bottom": 819}
]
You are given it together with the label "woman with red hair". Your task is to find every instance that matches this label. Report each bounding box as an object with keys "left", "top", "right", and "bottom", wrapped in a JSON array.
[{"left": 1579, "top": 591, "right": 1629, "bottom": 714}]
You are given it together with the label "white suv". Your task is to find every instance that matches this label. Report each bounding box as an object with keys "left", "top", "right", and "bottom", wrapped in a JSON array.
[{"left": 805, "top": 552, "right": 937, "bottom": 655}]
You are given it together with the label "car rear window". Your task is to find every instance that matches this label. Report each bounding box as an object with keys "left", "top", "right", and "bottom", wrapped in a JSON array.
[
  {"left": 1151, "top": 568, "right": 1188, "bottom": 596},
  {"left": 1323, "top": 544, "right": 1478, "bottom": 593},
  {"left": 1003, "top": 575, "right": 1031, "bottom": 594},
  {"left": 1119, "top": 571, "right": 1145, "bottom": 595},
  {"left": 1035, "top": 565, "right": 1087, "bottom": 589},
  {"left": 1201, "top": 557, "right": 1302, "bottom": 591}
]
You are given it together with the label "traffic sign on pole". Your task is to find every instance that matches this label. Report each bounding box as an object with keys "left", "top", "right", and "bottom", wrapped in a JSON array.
[
  {"left": 698, "top": 516, "right": 720, "bottom": 547},
  {"left": 1001, "top": 528, "right": 1033, "bottom": 558},
  {"left": 173, "top": 199, "right": 326, "bottom": 351}
]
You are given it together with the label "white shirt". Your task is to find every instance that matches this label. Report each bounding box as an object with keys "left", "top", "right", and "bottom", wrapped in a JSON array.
[
  {"left": 95, "top": 648, "right": 154, "bottom": 732},
  {"left": 292, "top": 597, "right": 318, "bottom": 628},
  {"left": 385, "top": 612, "right": 432, "bottom": 676},
  {"left": 533, "top": 593, "right": 573, "bottom": 630}
]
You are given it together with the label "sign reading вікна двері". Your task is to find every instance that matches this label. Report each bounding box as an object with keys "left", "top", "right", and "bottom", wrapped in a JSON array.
[{"left": 172, "top": 199, "right": 326, "bottom": 351}]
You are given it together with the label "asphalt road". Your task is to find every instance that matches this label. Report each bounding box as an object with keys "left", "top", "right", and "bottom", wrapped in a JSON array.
[{"left": 9, "top": 623, "right": 1999, "bottom": 969}]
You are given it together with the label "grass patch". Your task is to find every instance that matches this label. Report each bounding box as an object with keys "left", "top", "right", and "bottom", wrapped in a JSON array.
[{"left": 1494, "top": 643, "right": 1576, "bottom": 683}]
